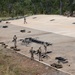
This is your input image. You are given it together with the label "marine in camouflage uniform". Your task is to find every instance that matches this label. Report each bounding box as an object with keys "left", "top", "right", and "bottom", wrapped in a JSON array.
[
  {"left": 30, "top": 47, "right": 34, "bottom": 60},
  {"left": 37, "top": 47, "right": 42, "bottom": 61},
  {"left": 13, "top": 35, "right": 17, "bottom": 48}
]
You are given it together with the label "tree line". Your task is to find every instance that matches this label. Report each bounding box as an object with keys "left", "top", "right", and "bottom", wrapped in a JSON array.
[{"left": 0, "top": 0, "right": 75, "bottom": 17}]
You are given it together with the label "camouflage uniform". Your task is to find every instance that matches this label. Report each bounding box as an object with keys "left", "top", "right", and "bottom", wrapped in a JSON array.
[
  {"left": 13, "top": 35, "right": 17, "bottom": 48},
  {"left": 37, "top": 47, "right": 42, "bottom": 61},
  {"left": 30, "top": 47, "right": 34, "bottom": 60},
  {"left": 44, "top": 43, "right": 47, "bottom": 53},
  {"left": 24, "top": 16, "right": 27, "bottom": 24}
]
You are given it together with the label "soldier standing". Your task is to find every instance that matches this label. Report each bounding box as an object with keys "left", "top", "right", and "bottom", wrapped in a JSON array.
[
  {"left": 13, "top": 35, "right": 17, "bottom": 48},
  {"left": 43, "top": 42, "right": 47, "bottom": 53},
  {"left": 29, "top": 47, "right": 34, "bottom": 60},
  {"left": 24, "top": 16, "right": 27, "bottom": 24},
  {"left": 37, "top": 47, "right": 42, "bottom": 61}
]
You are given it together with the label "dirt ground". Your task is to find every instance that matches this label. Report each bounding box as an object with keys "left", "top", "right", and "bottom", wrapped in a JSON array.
[
  {"left": 8, "top": 15, "right": 75, "bottom": 38},
  {"left": 1, "top": 45, "right": 71, "bottom": 75},
  {"left": 0, "top": 23, "right": 75, "bottom": 75},
  {"left": 0, "top": 46, "right": 59, "bottom": 75}
]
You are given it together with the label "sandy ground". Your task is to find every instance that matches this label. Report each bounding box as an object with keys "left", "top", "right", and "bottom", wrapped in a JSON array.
[
  {"left": 5, "top": 15, "right": 75, "bottom": 38},
  {"left": 0, "top": 22, "right": 75, "bottom": 75},
  {"left": 0, "top": 46, "right": 70, "bottom": 75},
  {"left": 0, "top": 15, "right": 75, "bottom": 75}
]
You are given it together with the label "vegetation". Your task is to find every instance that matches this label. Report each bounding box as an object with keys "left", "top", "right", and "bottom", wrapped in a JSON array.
[
  {"left": 0, "top": 0, "right": 75, "bottom": 17},
  {"left": 0, "top": 47, "right": 51, "bottom": 75}
]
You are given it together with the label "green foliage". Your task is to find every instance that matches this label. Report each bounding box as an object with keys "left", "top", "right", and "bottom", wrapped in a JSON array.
[{"left": 0, "top": 0, "right": 75, "bottom": 17}]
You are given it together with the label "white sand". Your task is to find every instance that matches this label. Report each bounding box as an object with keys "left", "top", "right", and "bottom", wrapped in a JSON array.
[{"left": 7, "top": 15, "right": 75, "bottom": 38}]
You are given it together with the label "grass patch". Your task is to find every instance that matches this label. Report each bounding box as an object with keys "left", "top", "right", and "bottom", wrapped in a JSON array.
[{"left": 0, "top": 47, "right": 52, "bottom": 75}]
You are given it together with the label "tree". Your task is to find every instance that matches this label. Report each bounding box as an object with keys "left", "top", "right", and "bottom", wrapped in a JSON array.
[
  {"left": 0, "top": 0, "right": 75, "bottom": 17},
  {"left": 60, "top": 0, "right": 63, "bottom": 15},
  {"left": 68, "top": 0, "right": 75, "bottom": 16}
]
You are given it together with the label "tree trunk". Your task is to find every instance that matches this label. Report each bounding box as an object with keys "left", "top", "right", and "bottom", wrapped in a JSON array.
[
  {"left": 70, "top": 8, "right": 73, "bottom": 16},
  {"left": 60, "top": 0, "right": 63, "bottom": 15}
]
